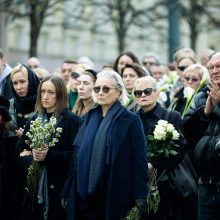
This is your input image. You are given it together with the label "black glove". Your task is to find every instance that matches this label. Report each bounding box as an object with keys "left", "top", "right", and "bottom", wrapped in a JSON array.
[
  {"left": 61, "top": 198, "right": 68, "bottom": 210},
  {"left": 135, "top": 199, "right": 147, "bottom": 220}
]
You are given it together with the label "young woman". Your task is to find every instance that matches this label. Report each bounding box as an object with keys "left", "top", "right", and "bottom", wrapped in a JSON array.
[
  {"left": 72, "top": 69, "right": 97, "bottom": 116},
  {"left": 113, "top": 51, "right": 140, "bottom": 75},
  {"left": 15, "top": 75, "right": 80, "bottom": 220},
  {"left": 121, "top": 63, "right": 147, "bottom": 111},
  {"left": 62, "top": 70, "right": 148, "bottom": 220}
]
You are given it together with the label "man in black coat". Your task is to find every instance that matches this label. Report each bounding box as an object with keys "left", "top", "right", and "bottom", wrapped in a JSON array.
[{"left": 183, "top": 52, "right": 220, "bottom": 220}]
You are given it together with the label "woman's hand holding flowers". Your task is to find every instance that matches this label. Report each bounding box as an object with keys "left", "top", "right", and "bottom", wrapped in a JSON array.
[{"left": 33, "top": 145, "right": 48, "bottom": 161}]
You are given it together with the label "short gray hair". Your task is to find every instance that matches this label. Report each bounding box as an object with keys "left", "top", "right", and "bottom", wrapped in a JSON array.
[{"left": 93, "top": 70, "right": 128, "bottom": 105}]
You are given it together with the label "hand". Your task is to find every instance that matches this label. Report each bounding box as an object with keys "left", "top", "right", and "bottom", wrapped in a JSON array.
[
  {"left": 20, "top": 149, "right": 32, "bottom": 157},
  {"left": 16, "top": 127, "right": 24, "bottom": 138},
  {"left": 204, "top": 96, "right": 214, "bottom": 116},
  {"left": 61, "top": 198, "right": 68, "bottom": 209},
  {"left": 32, "top": 147, "right": 48, "bottom": 161},
  {"left": 135, "top": 199, "right": 147, "bottom": 219},
  {"left": 205, "top": 82, "right": 220, "bottom": 115}
]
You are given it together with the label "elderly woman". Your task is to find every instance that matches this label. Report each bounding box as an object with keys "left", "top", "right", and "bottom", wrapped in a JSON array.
[
  {"left": 170, "top": 64, "right": 210, "bottom": 117},
  {"left": 72, "top": 69, "right": 97, "bottom": 116},
  {"left": 62, "top": 70, "right": 148, "bottom": 220},
  {"left": 133, "top": 76, "right": 193, "bottom": 220},
  {"left": 15, "top": 75, "right": 80, "bottom": 220}
]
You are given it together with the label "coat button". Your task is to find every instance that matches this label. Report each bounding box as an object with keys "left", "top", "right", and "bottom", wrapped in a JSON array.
[{"left": 50, "top": 184, "right": 55, "bottom": 189}]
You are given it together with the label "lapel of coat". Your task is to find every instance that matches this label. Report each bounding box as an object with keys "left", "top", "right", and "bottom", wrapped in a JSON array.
[{"left": 111, "top": 116, "right": 131, "bottom": 163}]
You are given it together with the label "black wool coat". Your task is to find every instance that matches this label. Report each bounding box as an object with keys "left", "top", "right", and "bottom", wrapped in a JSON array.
[
  {"left": 15, "top": 109, "right": 80, "bottom": 220},
  {"left": 61, "top": 108, "right": 148, "bottom": 220},
  {"left": 138, "top": 103, "right": 185, "bottom": 211}
]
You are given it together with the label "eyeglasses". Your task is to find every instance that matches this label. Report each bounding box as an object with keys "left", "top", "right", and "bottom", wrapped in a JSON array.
[
  {"left": 71, "top": 72, "right": 80, "bottom": 79},
  {"left": 134, "top": 88, "right": 153, "bottom": 98},
  {"left": 93, "top": 86, "right": 116, "bottom": 94},
  {"left": 178, "top": 66, "right": 189, "bottom": 71},
  {"left": 143, "top": 62, "right": 156, "bottom": 66},
  {"left": 184, "top": 77, "right": 199, "bottom": 83}
]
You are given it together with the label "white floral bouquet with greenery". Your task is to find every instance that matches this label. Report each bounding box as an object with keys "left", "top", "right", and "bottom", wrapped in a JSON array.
[
  {"left": 147, "top": 120, "right": 180, "bottom": 161},
  {"left": 123, "top": 120, "right": 180, "bottom": 219},
  {"left": 25, "top": 116, "right": 62, "bottom": 197}
]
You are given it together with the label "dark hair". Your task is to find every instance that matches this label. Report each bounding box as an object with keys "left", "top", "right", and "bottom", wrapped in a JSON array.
[
  {"left": 113, "top": 51, "right": 140, "bottom": 73},
  {"left": 121, "top": 63, "right": 147, "bottom": 78},
  {"left": 35, "top": 75, "right": 68, "bottom": 117},
  {"left": 0, "top": 95, "right": 11, "bottom": 122}
]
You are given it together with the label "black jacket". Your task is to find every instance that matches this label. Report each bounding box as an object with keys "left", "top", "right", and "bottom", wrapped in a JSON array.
[
  {"left": 15, "top": 109, "right": 80, "bottom": 220},
  {"left": 183, "top": 86, "right": 220, "bottom": 183},
  {"left": 138, "top": 103, "right": 185, "bottom": 211}
]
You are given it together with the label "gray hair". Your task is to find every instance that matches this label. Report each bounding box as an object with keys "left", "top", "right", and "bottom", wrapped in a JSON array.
[
  {"left": 92, "top": 70, "right": 128, "bottom": 105},
  {"left": 142, "top": 52, "right": 160, "bottom": 65}
]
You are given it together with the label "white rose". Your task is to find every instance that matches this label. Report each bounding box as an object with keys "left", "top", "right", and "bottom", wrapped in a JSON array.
[
  {"left": 157, "top": 120, "right": 168, "bottom": 127},
  {"left": 154, "top": 127, "right": 167, "bottom": 140},
  {"left": 166, "top": 124, "right": 175, "bottom": 133},
  {"left": 172, "top": 130, "right": 180, "bottom": 140}
]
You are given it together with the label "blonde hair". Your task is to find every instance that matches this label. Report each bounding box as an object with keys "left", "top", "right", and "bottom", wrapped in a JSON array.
[
  {"left": 134, "top": 76, "right": 158, "bottom": 91},
  {"left": 11, "top": 64, "right": 28, "bottom": 80},
  {"left": 72, "top": 71, "right": 96, "bottom": 116},
  {"left": 183, "top": 63, "right": 210, "bottom": 83}
]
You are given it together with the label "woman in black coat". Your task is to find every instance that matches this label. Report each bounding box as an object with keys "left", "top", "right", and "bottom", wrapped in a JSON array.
[
  {"left": 61, "top": 70, "right": 148, "bottom": 220},
  {"left": 9, "top": 64, "right": 40, "bottom": 135},
  {"left": 15, "top": 75, "right": 80, "bottom": 220},
  {"left": 134, "top": 76, "right": 191, "bottom": 220}
]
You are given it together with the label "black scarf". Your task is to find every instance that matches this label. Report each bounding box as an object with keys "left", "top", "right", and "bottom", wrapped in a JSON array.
[{"left": 12, "top": 64, "right": 40, "bottom": 114}]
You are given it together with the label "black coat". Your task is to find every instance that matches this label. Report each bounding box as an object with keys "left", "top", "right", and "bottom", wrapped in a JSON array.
[
  {"left": 138, "top": 103, "right": 185, "bottom": 212},
  {"left": 183, "top": 87, "right": 220, "bottom": 183},
  {"left": 15, "top": 109, "right": 80, "bottom": 220},
  {"left": 62, "top": 108, "right": 148, "bottom": 220},
  {"left": 0, "top": 135, "right": 18, "bottom": 220}
]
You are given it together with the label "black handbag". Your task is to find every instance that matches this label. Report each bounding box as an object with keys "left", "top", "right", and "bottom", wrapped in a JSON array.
[{"left": 168, "top": 154, "right": 198, "bottom": 201}]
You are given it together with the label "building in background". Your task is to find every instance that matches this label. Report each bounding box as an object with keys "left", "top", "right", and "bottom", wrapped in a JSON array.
[{"left": 3, "top": 0, "right": 220, "bottom": 72}]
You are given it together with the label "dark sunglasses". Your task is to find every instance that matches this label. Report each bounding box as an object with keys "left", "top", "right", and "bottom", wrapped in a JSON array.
[
  {"left": 93, "top": 86, "right": 116, "bottom": 94},
  {"left": 178, "top": 65, "right": 189, "bottom": 71},
  {"left": 184, "top": 76, "right": 199, "bottom": 83},
  {"left": 71, "top": 72, "right": 80, "bottom": 79},
  {"left": 134, "top": 88, "right": 153, "bottom": 98}
]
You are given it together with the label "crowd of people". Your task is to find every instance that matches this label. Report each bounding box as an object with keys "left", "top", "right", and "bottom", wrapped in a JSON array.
[{"left": 0, "top": 46, "right": 219, "bottom": 220}]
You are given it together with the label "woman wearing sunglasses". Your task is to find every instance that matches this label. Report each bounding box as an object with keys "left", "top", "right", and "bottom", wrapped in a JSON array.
[
  {"left": 134, "top": 76, "right": 191, "bottom": 220},
  {"left": 170, "top": 64, "right": 210, "bottom": 117},
  {"left": 61, "top": 70, "right": 148, "bottom": 220}
]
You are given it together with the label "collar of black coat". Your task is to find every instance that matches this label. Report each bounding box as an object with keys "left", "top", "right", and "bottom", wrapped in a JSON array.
[{"left": 138, "top": 102, "right": 164, "bottom": 119}]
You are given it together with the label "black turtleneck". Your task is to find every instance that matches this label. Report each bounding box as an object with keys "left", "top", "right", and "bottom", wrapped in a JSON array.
[{"left": 138, "top": 103, "right": 166, "bottom": 135}]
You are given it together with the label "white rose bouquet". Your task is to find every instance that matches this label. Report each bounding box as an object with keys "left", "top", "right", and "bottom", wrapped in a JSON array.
[
  {"left": 147, "top": 120, "right": 180, "bottom": 161},
  {"left": 24, "top": 116, "right": 62, "bottom": 197}
]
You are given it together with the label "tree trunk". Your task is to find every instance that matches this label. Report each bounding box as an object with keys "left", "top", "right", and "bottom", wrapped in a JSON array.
[{"left": 29, "top": 4, "right": 41, "bottom": 57}]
